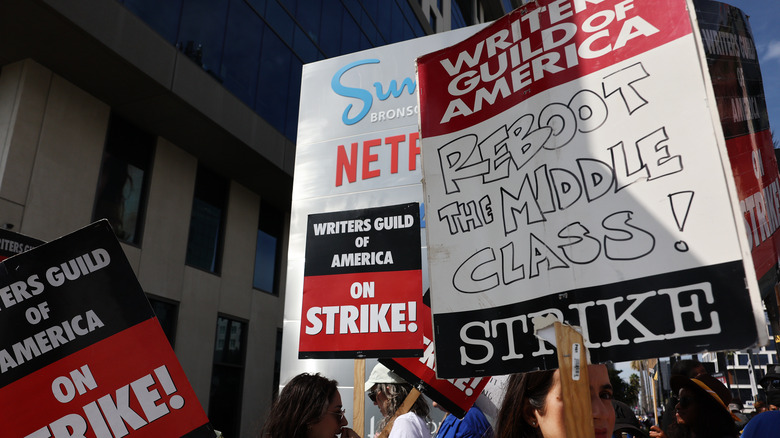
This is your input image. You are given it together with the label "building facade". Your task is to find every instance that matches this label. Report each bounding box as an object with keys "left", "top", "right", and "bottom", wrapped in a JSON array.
[{"left": 0, "top": 1, "right": 507, "bottom": 436}]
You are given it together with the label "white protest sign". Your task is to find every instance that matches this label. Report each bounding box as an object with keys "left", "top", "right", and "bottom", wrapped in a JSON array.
[{"left": 417, "top": 0, "right": 766, "bottom": 378}]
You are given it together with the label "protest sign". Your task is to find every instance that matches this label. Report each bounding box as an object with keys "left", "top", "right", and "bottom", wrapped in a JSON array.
[
  {"left": 417, "top": 0, "right": 765, "bottom": 378},
  {"left": 0, "top": 221, "right": 213, "bottom": 437},
  {"left": 381, "top": 290, "right": 488, "bottom": 418},
  {"left": 694, "top": 0, "right": 780, "bottom": 340},
  {"left": 0, "top": 228, "right": 43, "bottom": 261},
  {"left": 284, "top": 26, "right": 490, "bottom": 435},
  {"left": 299, "top": 203, "right": 424, "bottom": 359}
]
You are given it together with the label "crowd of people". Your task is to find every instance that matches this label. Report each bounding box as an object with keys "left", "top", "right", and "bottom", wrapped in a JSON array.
[{"left": 256, "top": 359, "right": 780, "bottom": 438}]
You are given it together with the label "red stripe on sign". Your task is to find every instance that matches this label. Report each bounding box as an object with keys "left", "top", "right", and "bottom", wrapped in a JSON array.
[
  {"left": 0, "top": 318, "right": 208, "bottom": 438},
  {"left": 418, "top": 0, "right": 693, "bottom": 137},
  {"left": 300, "top": 270, "right": 424, "bottom": 353},
  {"left": 725, "top": 129, "right": 780, "bottom": 278}
]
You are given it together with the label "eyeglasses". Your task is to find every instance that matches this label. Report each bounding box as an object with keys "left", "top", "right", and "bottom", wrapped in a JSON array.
[
  {"left": 327, "top": 408, "right": 346, "bottom": 421},
  {"left": 678, "top": 396, "right": 696, "bottom": 409},
  {"left": 765, "top": 379, "right": 780, "bottom": 388},
  {"left": 368, "top": 388, "right": 379, "bottom": 402}
]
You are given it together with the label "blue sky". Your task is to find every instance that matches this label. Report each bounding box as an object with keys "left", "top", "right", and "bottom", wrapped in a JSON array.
[{"left": 725, "top": 0, "right": 780, "bottom": 140}]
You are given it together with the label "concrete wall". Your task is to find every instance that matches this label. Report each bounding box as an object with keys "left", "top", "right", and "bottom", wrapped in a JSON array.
[{"left": 0, "top": 59, "right": 284, "bottom": 437}]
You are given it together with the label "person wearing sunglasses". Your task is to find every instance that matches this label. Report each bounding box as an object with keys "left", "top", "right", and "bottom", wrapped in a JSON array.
[
  {"left": 261, "top": 372, "right": 361, "bottom": 438},
  {"left": 758, "top": 365, "right": 780, "bottom": 411},
  {"left": 650, "top": 373, "right": 739, "bottom": 438},
  {"left": 365, "top": 363, "right": 432, "bottom": 438}
]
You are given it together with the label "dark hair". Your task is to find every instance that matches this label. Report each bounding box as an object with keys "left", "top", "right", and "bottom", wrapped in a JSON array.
[
  {"left": 671, "top": 360, "right": 704, "bottom": 378},
  {"left": 496, "top": 370, "right": 556, "bottom": 438},
  {"left": 375, "top": 382, "right": 430, "bottom": 430},
  {"left": 683, "top": 386, "right": 739, "bottom": 438},
  {"left": 260, "top": 373, "right": 339, "bottom": 438}
]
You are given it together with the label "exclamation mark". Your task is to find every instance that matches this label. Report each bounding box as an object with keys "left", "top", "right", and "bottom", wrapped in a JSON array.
[
  {"left": 408, "top": 301, "right": 418, "bottom": 332},
  {"left": 155, "top": 365, "right": 185, "bottom": 410},
  {"left": 466, "top": 377, "right": 482, "bottom": 396}
]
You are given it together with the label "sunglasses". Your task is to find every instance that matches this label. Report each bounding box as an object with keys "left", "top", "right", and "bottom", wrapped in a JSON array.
[
  {"left": 678, "top": 396, "right": 696, "bottom": 409},
  {"left": 328, "top": 408, "right": 346, "bottom": 421},
  {"left": 765, "top": 379, "right": 780, "bottom": 388},
  {"left": 368, "top": 388, "right": 379, "bottom": 402}
]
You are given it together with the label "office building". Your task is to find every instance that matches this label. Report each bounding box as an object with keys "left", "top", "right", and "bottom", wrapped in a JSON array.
[{"left": 0, "top": 1, "right": 507, "bottom": 436}]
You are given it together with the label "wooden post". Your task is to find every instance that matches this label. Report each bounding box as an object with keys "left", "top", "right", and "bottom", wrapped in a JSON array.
[
  {"left": 647, "top": 358, "right": 659, "bottom": 426},
  {"left": 555, "top": 322, "right": 595, "bottom": 438},
  {"left": 354, "top": 359, "right": 365, "bottom": 435},
  {"left": 377, "top": 387, "right": 421, "bottom": 438}
]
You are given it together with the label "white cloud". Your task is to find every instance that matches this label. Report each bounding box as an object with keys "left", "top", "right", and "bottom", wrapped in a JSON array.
[{"left": 765, "top": 40, "right": 780, "bottom": 62}]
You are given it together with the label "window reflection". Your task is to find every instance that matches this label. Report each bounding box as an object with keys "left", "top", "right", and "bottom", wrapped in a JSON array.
[
  {"left": 116, "top": 0, "right": 452, "bottom": 141},
  {"left": 93, "top": 114, "right": 153, "bottom": 245}
]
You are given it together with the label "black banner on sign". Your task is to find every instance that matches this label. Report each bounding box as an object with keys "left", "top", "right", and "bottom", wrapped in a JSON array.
[
  {"left": 0, "top": 228, "right": 44, "bottom": 261},
  {"left": 304, "top": 203, "right": 422, "bottom": 275},
  {"left": 0, "top": 220, "right": 212, "bottom": 437},
  {"left": 0, "top": 221, "right": 152, "bottom": 388},
  {"left": 433, "top": 260, "right": 755, "bottom": 378},
  {"left": 694, "top": 0, "right": 770, "bottom": 139}
]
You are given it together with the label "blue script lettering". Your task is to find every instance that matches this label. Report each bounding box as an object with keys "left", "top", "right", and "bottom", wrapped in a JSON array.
[{"left": 331, "top": 59, "right": 417, "bottom": 125}]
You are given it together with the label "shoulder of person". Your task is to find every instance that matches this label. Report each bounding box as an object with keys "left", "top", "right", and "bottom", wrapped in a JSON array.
[{"left": 389, "top": 412, "right": 432, "bottom": 438}]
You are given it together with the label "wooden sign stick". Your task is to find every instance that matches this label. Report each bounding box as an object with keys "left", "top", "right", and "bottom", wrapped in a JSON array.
[
  {"left": 555, "top": 321, "right": 595, "bottom": 438},
  {"left": 377, "top": 387, "right": 422, "bottom": 438},
  {"left": 353, "top": 359, "right": 365, "bottom": 435}
]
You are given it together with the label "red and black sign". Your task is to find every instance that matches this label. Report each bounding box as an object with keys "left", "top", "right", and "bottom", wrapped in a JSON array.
[
  {"left": 695, "top": 0, "right": 780, "bottom": 348},
  {"left": 382, "top": 291, "right": 488, "bottom": 419},
  {"left": 299, "top": 203, "right": 424, "bottom": 359},
  {"left": 0, "top": 221, "right": 213, "bottom": 437}
]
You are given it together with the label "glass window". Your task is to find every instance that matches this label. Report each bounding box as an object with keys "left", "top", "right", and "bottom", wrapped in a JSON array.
[
  {"left": 147, "top": 295, "right": 178, "bottom": 347},
  {"left": 177, "top": 0, "right": 230, "bottom": 76},
  {"left": 376, "top": 1, "right": 393, "bottom": 43},
  {"left": 294, "top": 0, "right": 322, "bottom": 41},
  {"left": 735, "top": 369, "right": 750, "bottom": 383},
  {"left": 185, "top": 165, "right": 228, "bottom": 273},
  {"left": 293, "top": 27, "right": 320, "bottom": 64},
  {"left": 220, "top": 0, "right": 265, "bottom": 104},
  {"left": 319, "top": 0, "right": 344, "bottom": 57},
  {"left": 265, "top": 0, "right": 295, "bottom": 44},
  {"left": 209, "top": 316, "right": 247, "bottom": 438},
  {"left": 285, "top": 58, "right": 303, "bottom": 140},
  {"left": 253, "top": 200, "right": 284, "bottom": 294},
  {"left": 93, "top": 114, "right": 154, "bottom": 245},
  {"left": 256, "top": 28, "right": 292, "bottom": 133},
  {"left": 340, "top": 11, "right": 361, "bottom": 55},
  {"left": 121, "top": 0, "right": 184, "bottom": 44},
  {"left": 452, "top": 2, "right": 467, "bottom": 29}
]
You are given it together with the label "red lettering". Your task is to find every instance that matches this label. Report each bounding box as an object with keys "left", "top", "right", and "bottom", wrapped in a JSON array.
[
  {"left": 335, "top": 132, "right": 421, "bottom": 186},
  {"left": 363, "top": 138, "right": 381, "bottom": 179},
  {"left": 409, "top": 132, "right": 421, "bottom": 171},
  {"left": 336, "top": 143, "right": 358, "bottom": 186},
  {"left": 386, "top": 135, "right": 405, "bottom": 174}
]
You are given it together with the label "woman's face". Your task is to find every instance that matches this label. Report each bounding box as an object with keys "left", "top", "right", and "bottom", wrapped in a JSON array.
[
  {"left": 675, "top": 387, "right": 700, "bottom": 427},
  {"left": 308, "top": 391, "right": 348, "bottom": 438},
  {"left": 374, "top": 386, "right": 389, "bottom": 417},
  {"left": 533, "top": 364, "right": 615, "bottom": 438}
]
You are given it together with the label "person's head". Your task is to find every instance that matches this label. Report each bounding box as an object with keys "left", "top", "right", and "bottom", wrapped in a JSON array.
[
  {"left": 365, "top": 363, "right": 430, "bottom": 427},
  {"left": 671, "top": 359, "right": 706, "bottom": 379},
  {"left": 612, "top": 399, "right": 648, "bottom": 438},
  {"left": 496, "top": 364, "right": 615, "bottom": 438},
  {"left": 759, "top": 365, "right": 780, "bottom": 410},
  {"left": 261, "top": 373, "right": 347, "bottom": 438},
  {"left": 671, "top": 374, "right": 738, "bottom": 437},
  {"left": 753, "top": 400, "right": 767, "bottom": 413}
]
